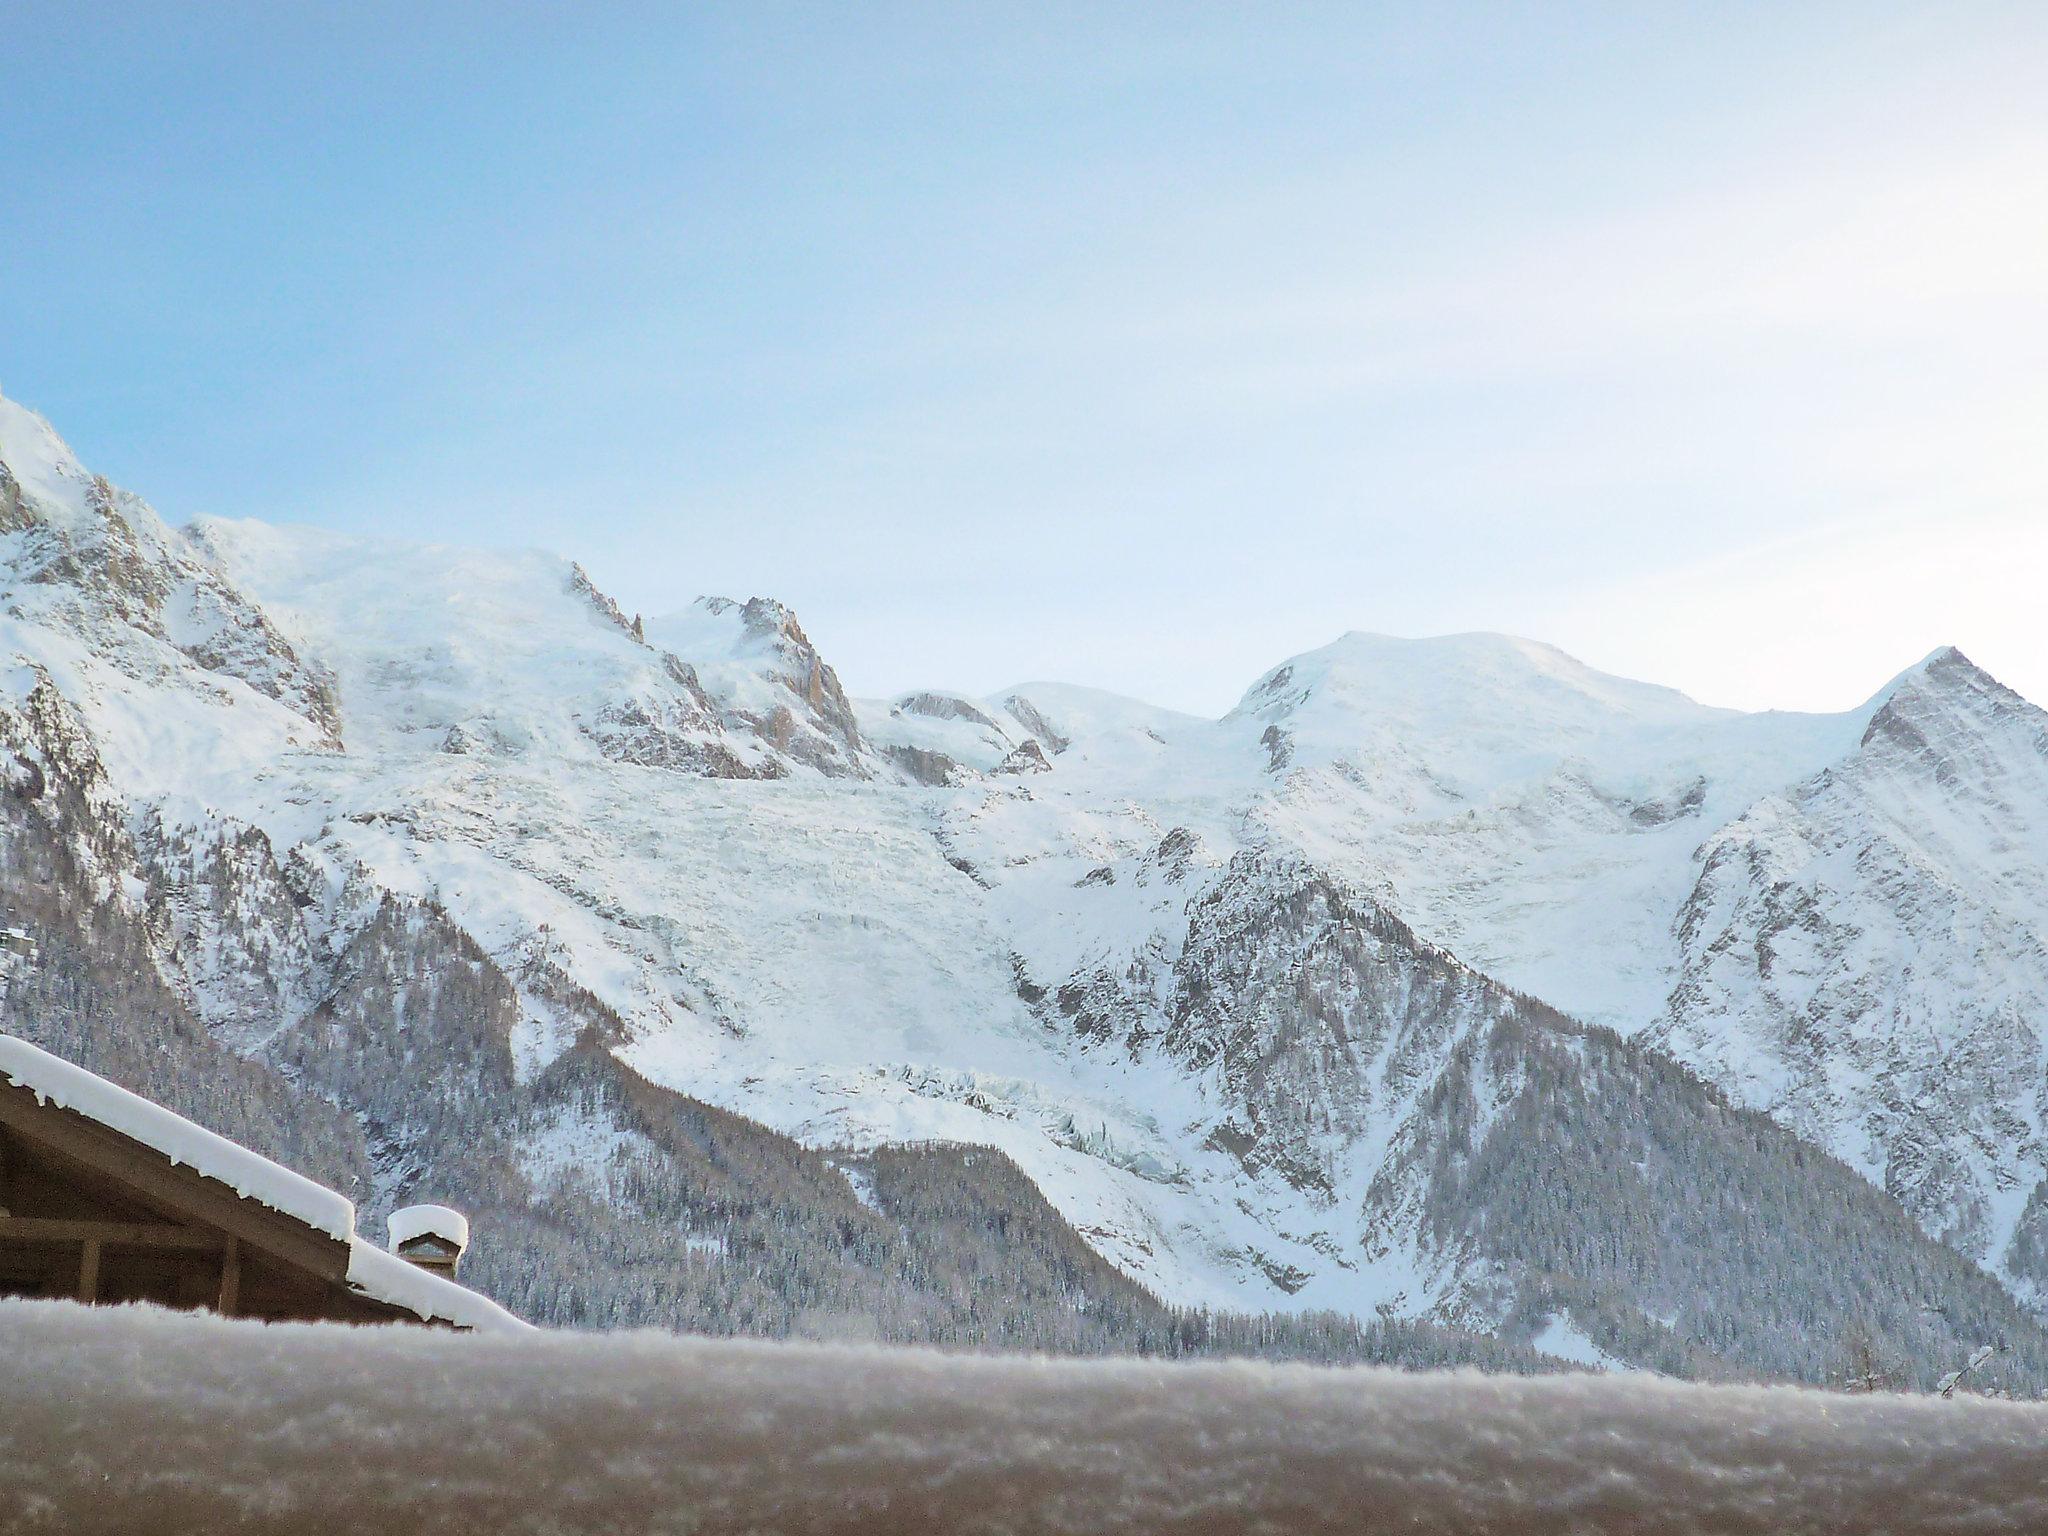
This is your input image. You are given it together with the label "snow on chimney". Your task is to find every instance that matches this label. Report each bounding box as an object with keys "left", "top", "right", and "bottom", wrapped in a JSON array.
[{"left": 388, "top": 1204, "right": 471, "bottom": 1278}]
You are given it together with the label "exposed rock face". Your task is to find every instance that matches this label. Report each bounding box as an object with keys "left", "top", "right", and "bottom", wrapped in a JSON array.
[
  {"left": 993, "top": 740, "right": 1053, "bottom": 775},
  {"left": 883, "top": 743, "right": 970, "bottom": 787},
  {"left": 650, "top": 596, "right": 872, "bottom": 776},
  {"left": 568, "top": 561, "right": 641, "bottom": 639},
  {"left": 1163, "top": 857, "right": 1502, "bottom": 1198},
  {"left": 4, "top": 403, "right": 342, "bottom": 748},
  {"left": 898, "top": 692, "right": 1004, "bottom": 732},
  {"left": 563, "top": 571, "right": 786, "bottom": 778},
  {"left": 133, "top": 808, "right": 326, "bottom": 1053},
  {"left": 725, "top": 596, "right": 864, "bottom": 756},
  {"left": 1002, "top": 694, "right": 1071, "bottom": 755},
  {"left": 584, "top": 694, "right": 779, "bottom": 779}
]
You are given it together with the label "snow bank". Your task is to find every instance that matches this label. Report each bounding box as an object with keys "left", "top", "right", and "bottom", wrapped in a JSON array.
[
  {"left": 5, "top": 1301, "right": 2048, "bottom": 1535},
  {"left": 0, "top": 1034, "right": 355, "bottom": 1242}
]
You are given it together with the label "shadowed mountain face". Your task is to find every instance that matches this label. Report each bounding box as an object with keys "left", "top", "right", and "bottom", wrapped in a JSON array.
[{"left": 5, "top": 386, "right": 2048, "bottom": 1387}]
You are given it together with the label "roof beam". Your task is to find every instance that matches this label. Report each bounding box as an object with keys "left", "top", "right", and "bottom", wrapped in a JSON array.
[{"left": 0, "top": 1215, "right": 225, "bottom": 1251}]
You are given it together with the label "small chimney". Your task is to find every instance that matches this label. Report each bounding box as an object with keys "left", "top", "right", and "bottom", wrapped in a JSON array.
[{"left": 388, "top": 1204, "right": 470, "bottom": 1278}]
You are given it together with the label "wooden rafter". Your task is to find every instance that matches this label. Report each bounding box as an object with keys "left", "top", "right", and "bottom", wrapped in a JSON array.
[
  {"left": 0, "top": 1215, "right": 224, "bottom": 1251},
  {"left": 0, "top": 1082, "right": 350, "bottom": 1282}
]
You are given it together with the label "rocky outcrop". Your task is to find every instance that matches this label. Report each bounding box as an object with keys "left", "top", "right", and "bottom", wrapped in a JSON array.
[
  {"left": 0, "top": 434, "right": 344, "bottom": 746},
  {"left": 584, "top": 694, "right": 781, "bottom": 779},
  {"left": 884, "top": 743, "right": 970, "bottom": 787},
  {"left": 568, "top": 561, "right": 642, "bottom": 640},
  {"left": 992, "top": 740, "right": 1052, "bottom": 775},
  {"left": 1161, "top": 856, "right": 1510, "bottom": 1196},
  {"left": 682, "top": 596, "right": 872, "bottom": 776},
  {"left": 898, "top": 692, "right": 1004, "bottom": 732},
  {"left": 1001, "top": 695, "right": 1071, "bottom": 756}
]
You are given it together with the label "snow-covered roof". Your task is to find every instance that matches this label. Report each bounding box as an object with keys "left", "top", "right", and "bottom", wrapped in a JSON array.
[
  {"left": 0, "top": 1034, "right": 530, "bottom": 1335},
  {"left": 346, "top": 1239, "right": 525, "bottom": 1335},
  {"left": 389, "top": 1203, "right": 470, "bottom": 1253},
  {"left": 0, "top": 1033, "right": 355, "bottom": 1242}
]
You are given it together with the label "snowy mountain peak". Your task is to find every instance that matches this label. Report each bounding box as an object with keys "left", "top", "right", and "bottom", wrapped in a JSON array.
[
  {"left": 645, "top": 596, "right": 868, "bottom": 775},
  {"left": 1225, "top": 630, "right": 1729, "bottom": 808},
  {"left": 0, "top": 392, "right": 344, "bottom": 763},
  {"left": 1858, "top": 646, "right": 2040, "bottom": 756},
  {"left": 1654, "top": 640, "right": 2048, "bottom": 1291},
  {"left": 0, "top": 393, "right": 92, "bottom": 528},
  {"left": 1231, "top": 631, "right": 1717, "bottom": 730},
  {"left": 0, "top": 391, "right": 181, "bottom": 570},
  {"left": 684, "top": 595, "right": 818, "bottom": 661}
]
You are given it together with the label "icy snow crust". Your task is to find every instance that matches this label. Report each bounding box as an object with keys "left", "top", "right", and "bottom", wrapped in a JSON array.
[
  {"left": 8, "top": 390, "right": 2045, "bottom": 1324},
  {"left": 8, "top": 1300, "right": 2048, "bottom": 1535},
  {"left": 0, "top": 1033, "right": 355, "bottom": 1241}
]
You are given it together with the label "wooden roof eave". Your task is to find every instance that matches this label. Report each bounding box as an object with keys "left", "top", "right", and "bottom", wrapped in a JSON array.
[{"left": 0, "top": 1078, "right": 353, "bottom": 1286}]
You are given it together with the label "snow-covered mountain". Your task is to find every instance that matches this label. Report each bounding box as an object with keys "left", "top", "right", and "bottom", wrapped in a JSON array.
[
  {"left": 4, "top": 385, "right": 2046, "bottom": 1378},
  {"left": 1655, "top": 649, "right": 2048, "bottom": 1292}
]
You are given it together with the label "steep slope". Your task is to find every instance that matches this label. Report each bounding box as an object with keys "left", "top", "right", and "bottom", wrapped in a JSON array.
[
  {"left": 1654, "top": 648, "right": 2048, "bottom": 1296},
  {"left": 1378, "top": 1008, "right": 2048, "bottom": 1387},
  {"left": 0, "top": 398, "right": 340, "bottom": 752}
]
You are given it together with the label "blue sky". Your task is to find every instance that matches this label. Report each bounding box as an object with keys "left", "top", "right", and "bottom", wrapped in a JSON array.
[{"left": 4, "top": 2, "right": 2044, "bottom": 714}]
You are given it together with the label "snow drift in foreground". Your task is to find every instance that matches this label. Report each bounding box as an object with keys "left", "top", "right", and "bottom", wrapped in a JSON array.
[{"left": 5, "top": 1303, "right": 2048, "bottom": 1534}]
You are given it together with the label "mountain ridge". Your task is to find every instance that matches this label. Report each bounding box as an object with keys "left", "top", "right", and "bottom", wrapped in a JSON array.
[{"left": 4, "top": 386, "right": 2045, "bottom": 1385}]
